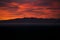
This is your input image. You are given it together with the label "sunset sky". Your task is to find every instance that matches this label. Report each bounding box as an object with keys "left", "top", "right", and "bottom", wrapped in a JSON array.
[{"left": 0, "top": 0, "right": 60, "bottom": 20}]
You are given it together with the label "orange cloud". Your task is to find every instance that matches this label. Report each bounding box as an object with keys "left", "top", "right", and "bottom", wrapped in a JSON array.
[{"left": 0, "top": 2, "right": 60, "bottom": 20}]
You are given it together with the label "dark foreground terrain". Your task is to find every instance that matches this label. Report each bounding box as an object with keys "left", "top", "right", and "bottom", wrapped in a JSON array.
[
  {"left": 0, "top": 18, "right": 60, "bottom": 30},
  {"left": 0, "top": 18, "right": 60, "bottom": 26},
  {"left": 0, "top": 18, "right": 60, "bottom": 23},
  {"left": 0, "top": 18, "right": 60, "bottom": 39}
]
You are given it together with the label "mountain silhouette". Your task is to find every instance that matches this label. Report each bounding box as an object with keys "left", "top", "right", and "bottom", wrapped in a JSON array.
[{"left": 0, "top": 18, "right": 60, "bottom": 23}]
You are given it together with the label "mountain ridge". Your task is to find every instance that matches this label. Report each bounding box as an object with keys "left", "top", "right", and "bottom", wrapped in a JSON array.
[{"left": 0, "top": 18, "right": 60, "bottom": 23}]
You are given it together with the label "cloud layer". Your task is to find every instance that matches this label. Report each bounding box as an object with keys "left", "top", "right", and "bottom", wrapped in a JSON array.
[{"left": 0, "top": 0, "right": 60, "bottom": 20}]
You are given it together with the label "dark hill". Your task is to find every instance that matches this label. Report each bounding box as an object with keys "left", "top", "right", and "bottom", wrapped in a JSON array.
[{"left": 0, "top": 18, "right": 60, "bottom": 23}]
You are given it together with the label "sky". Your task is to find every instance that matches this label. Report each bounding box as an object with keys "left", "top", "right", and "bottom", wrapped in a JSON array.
[{"left": 0, "top": 0, "right": 60, "bottom": 20}]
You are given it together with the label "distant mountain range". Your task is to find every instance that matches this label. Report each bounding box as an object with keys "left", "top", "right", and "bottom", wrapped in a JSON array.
[{"left": 0, "top": 18, "right": 60, "bottom": 23}]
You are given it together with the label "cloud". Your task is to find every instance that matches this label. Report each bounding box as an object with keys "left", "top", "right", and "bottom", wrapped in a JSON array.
[{"left": 0, "top": 0, "right": 60, "bottom": 20}]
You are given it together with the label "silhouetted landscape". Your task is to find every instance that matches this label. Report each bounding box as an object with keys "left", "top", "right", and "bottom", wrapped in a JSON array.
[
  {"left": 0, "top": 18, "right": 60, "bottom": 23},
  {"left": 0, "top": 18, "right": 60, "bottom": 26},
  {"left": 1, "top": 18, "right": 60, "bottom": 34}
]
